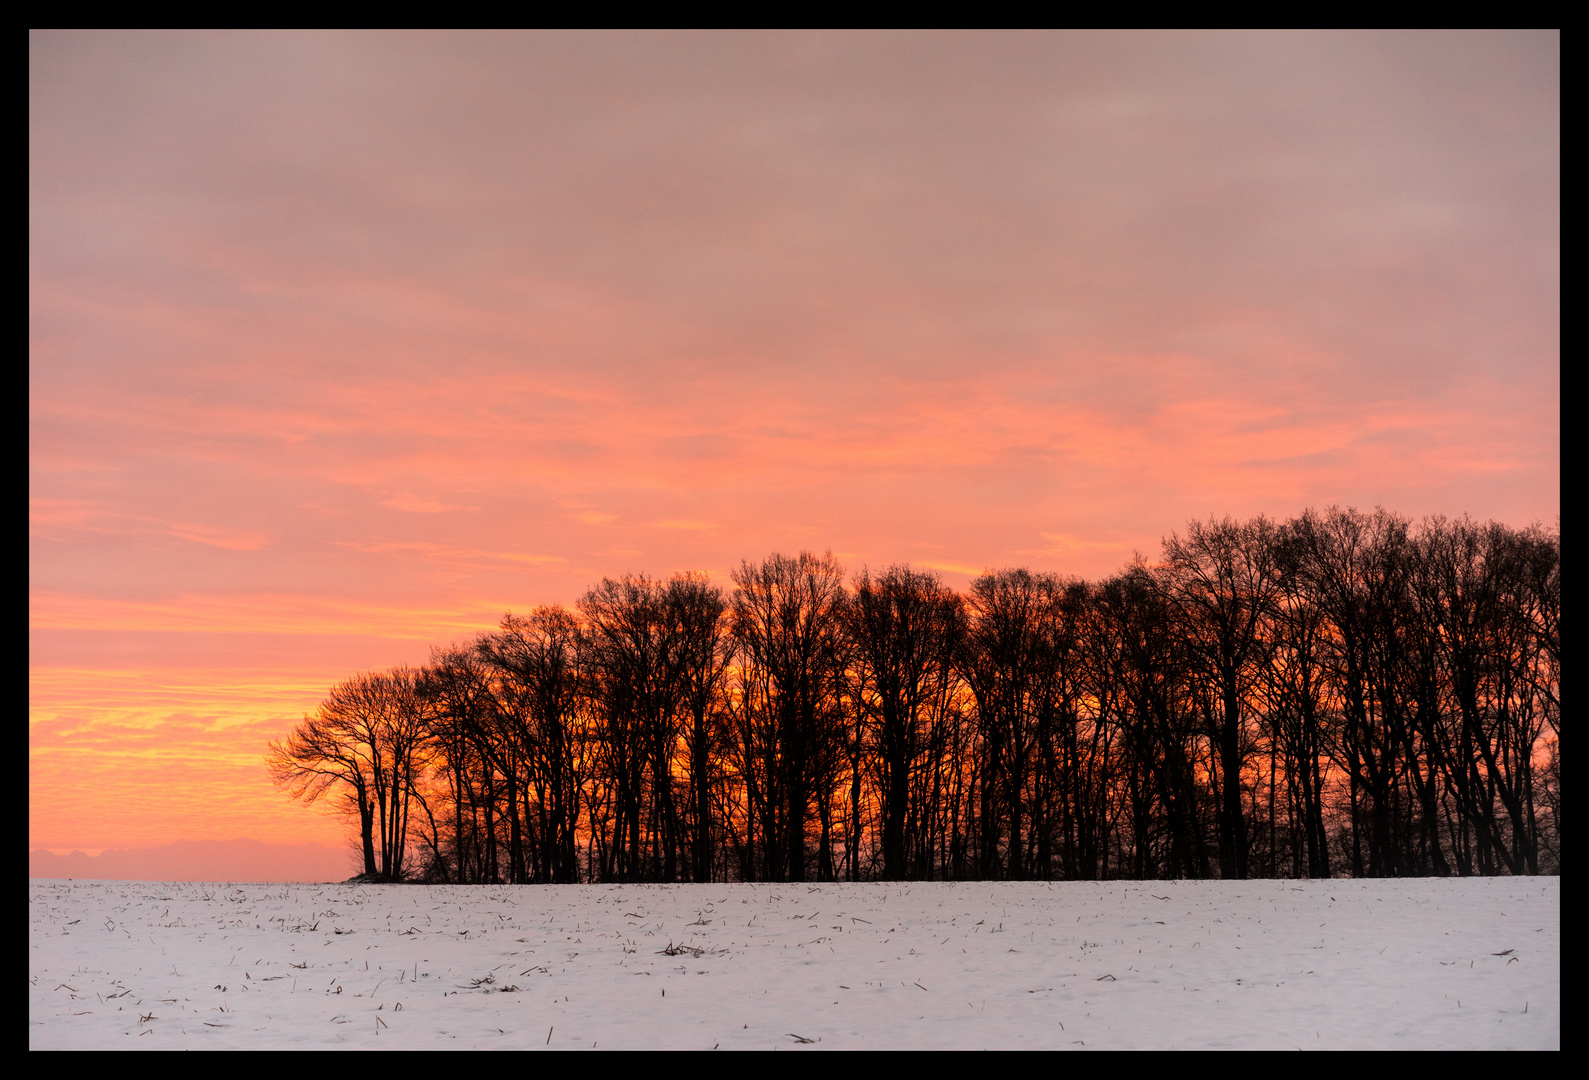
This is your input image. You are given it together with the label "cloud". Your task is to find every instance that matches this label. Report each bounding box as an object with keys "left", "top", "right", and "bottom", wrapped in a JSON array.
[
  {"left": 914, "top": 560, "right": 992, "bottom": 577},
  {"left": 28, "top": 498, "right": 103, "bottom": 527},
  {"left": 1034, "top": 533, "right": 1133, "bottom": 559},
  {"left": 379, "top": 492, "right": 479, "bottom": 513},
  {"left": 163, "top": 522, "right": 271, "bottom": 550},
  {"left": 29, "top": 590, "right": 504, "bottom": 640},
  {"left": 653, "top": 519, "right": 719, "bottom": 532}
]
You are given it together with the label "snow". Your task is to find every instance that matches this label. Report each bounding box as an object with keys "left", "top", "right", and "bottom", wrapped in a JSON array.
[{"left": 29, "top": 877, "right": 1558, "bottom": 1050}]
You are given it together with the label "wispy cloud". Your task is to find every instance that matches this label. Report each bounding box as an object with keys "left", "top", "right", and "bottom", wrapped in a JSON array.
[
  {"left": 914, "top": 560, "right": 992, "bottom": 577},
  {"left": 653, "top": 519, "right": 719, "bottom": 532},
  {"left": 163, "top": 522, "right": 272, "bottom": 550},
  {"left": 1032, "top": 533, "right": 1133, "bottom": 559},
  {"left": 29, "top": 590, "right": 505, "bottom": 640},
  {"left": 379, "top": 493, "right": 479, "bottom": 514}
]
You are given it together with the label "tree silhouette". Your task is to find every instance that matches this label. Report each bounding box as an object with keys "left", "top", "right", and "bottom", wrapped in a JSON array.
[{"left": 269, "top": 509, "right": 1560, "bottom": 884}]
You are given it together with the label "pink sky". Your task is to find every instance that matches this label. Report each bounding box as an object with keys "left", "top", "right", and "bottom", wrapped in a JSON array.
[{"left": 30, "top": 32, "right": 1558, "bottom": 870}]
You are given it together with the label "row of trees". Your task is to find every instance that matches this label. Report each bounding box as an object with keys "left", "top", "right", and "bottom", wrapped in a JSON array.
[{"left": 267, "top": 507, "right": 1559, "bottom": 883}]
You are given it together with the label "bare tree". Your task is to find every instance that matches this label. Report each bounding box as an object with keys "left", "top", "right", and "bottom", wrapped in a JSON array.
[
  {"left": 268, "top": 702, "right": 380, "bottom": 879},
  {"left": 666, "top": 573, "right": 731, "bottom": 882},
  {"left": 731, "top": 551, "right": 848, "bottom": 882},
  {"left": 267, "top": 667, "right": 429, "bottom": 881},
  {"left": 1293, "top": 507, "right": 1420, "bottom": 877},
  {"left": 848, "top": 564, "right": 963, "bottom": 880},
  {"left": 1414, "top": 517, "right": 1552, "bottom": 875},
  {"left": 416, "top": 645, "right": 497, "bottom": 883},
  {"left": 580, "top": 576, "right": 688, "bottom": 881},
  {"left": 1160, "top": 516, "right": 1283, "bottom": 879},
  {"left": 477, "top": 607, "right": 588, "bottom": 883},
  {"left": 960, "top": 569, "right": 1051, "bottom": 879}
]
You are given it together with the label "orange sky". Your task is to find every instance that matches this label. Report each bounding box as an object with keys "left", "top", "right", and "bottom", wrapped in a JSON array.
[{"left": 30, "top": 31, "right": 1558, "bottom": 864}]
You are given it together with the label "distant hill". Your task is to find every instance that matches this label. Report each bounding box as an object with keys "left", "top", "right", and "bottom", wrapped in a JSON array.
[{"left": 28, "top": 838, "right": 357, "bottom": 883}]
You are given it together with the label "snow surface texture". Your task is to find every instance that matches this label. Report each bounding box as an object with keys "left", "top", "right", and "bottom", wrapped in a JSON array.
[{"left": 30, "top": 878, "right": 1557, "bottom": 1050}]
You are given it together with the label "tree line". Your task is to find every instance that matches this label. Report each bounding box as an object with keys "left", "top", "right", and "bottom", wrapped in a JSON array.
[{"left": 267, "top": 507, "right": 1559, "bottom": 883}]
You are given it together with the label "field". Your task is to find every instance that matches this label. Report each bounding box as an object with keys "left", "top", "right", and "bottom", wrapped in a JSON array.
[{"left": 29, "top": 876, "right": 1558, "bottom": 1050}]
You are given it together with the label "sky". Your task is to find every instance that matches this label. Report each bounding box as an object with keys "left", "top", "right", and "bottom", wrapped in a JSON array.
[{"left": 30, "top": 31, "right": 1558, "bottom": 869}]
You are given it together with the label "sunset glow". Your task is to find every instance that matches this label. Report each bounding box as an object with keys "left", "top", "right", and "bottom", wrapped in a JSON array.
[{"left": 30, "top": 31, "right": 1557, "bottom": 874}]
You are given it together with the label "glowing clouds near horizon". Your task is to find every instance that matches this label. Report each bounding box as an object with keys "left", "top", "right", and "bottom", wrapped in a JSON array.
[{"left": 30, "top": 31, "right": 1557, "bottom": 854}]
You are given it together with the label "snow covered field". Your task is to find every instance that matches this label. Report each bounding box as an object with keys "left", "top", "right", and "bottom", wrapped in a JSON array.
[{"left": 30, "top": 876, "right": 1557, "bottom": 1050}]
